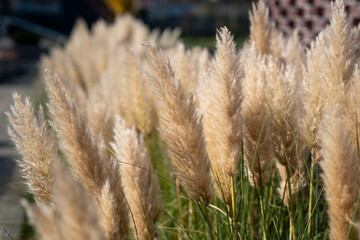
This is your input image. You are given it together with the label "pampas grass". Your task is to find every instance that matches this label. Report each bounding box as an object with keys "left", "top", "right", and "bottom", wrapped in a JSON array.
[
  {"left": 264, "top": 55, "right": 306, "bottom": 205},
  {"left": 144, "top": 43, "right": 213, "bottom": 205},
  {"left": 112, "top": 117, "right": 162, "bottom": 239},
  {"left": 22, "top": 201, "right": 61, "bottom": 240},
  {"left": 198, "top": 27, "right": 242, "bottom": 204},
  {"left": 44, "top": 70, "right": 129, "bottom": 239},
  {"left": 23, "top": 158, "right": 106, "bottom": 240},
  {"left": 320, "top": 107, "right": 360, "bottom": 240},
  {"left": 8, "top": 1, "right": 360, "bottom": 239},
  {"left": 115, "top": 51, "right": 157, "bottom": 136},
  {"left": 241, "top": 46, "right": 272, "bottom": 187},
  {"left": 7, "top": 93, "right": 56, "bottom": 204},
  {"left": 249, "top": 0, "right": 272, "bottom": 55}
]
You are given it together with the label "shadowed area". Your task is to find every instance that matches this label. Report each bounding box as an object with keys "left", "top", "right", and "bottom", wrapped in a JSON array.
[{"left": 0, "top": 156, "right": 16, "bottom": 195}]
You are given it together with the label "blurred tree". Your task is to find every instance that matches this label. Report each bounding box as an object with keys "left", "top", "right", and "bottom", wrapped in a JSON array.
[{"left": 104, "top": 0, "right": 133, "bottom": 14}]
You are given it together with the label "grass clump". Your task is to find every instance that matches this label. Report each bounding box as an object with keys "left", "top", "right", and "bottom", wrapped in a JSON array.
[{"left": 6, "top": 1, "right": 360, "bottom": 239}]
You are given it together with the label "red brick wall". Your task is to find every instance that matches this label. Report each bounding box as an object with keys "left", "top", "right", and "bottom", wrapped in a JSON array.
[{"left": 266, "top": 0, "right": 360, "bottom": 44}]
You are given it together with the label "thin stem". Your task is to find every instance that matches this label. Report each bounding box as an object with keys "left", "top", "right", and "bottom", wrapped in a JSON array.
[
  {"left": 228, "top": 204, "right": 235, "bottom": 239},
  {"left": 289, "top": 216, "right": 294, "bottom": 240},
  {"left": 197, "top": 200, "right": 216, "bottom": 240},
  {"left": 259, "top": 191, "right": 266, "bottom": 240},
  {"left": 188, "top": 199, "right": 193, "bottom": 229},
  {"left": 286, "top": 168, "right": 296, "bottom": 240},
  {"left": 176, "top": 178, "right": 184, "bottom": 226},
  {"left": 307, "top": 149, "right": 316, "bottom": 240},
  {"left": 231, "top": 176, "right": 237, "bottom": 240}
]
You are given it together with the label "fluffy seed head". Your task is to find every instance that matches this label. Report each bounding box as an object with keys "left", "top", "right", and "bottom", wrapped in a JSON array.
[
  {"left": 198, "top": 27, "right": 242, "bottom": 203},
  {"left": 144, "top": 43, "right": 213, "bottom": 204}
]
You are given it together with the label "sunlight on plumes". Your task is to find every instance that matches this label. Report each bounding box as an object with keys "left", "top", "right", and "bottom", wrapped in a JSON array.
[{"left": 7, "top": 0, "right": 360, "bottom": 239}]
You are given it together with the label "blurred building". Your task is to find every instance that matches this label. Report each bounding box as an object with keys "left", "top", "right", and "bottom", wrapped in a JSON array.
[
  {"left": 266, "top": 0, "right": 360, "bottom": 44},
  {"left": 143, "top": 0, "right": 252, "bottom": 36},
  {"left": 1, "top": 0, "right": 252, "bottom": 37}
]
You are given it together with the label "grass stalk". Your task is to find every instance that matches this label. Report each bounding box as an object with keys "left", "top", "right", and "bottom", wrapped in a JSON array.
[
  {"left": 259, "top": 196, "right": 267, "bottom": 240},
  {"left": 231, "top": 176, "right": 237, "bottom": 240},
  {"left": 307, "top": 151, "right": 316, "bottom": 240},
  {"left": 289, "top": 216, "right": 294, "bottom": 240},
  {"left": 188, "top": 200, "right": 193, "bottom": 229},
  {"left": 176, "top": 178, "right": 184, "bottom": 227},
  {"left": 197, "top": 200, "right": 216, "bottom": 240}
]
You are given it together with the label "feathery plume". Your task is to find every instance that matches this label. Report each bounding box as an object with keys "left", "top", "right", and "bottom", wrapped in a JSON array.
[
  {"left": 348, "top": 65, "right": 360, "bottom": 119},
  {"left": 86, "top": 87, "right": 114, "bottom": 145},
  {"left": 112, "top": 117, "right": 162, "bottom": 239},
  {"left": 321, "top": 0, "right": 357, "bottom": 110},
  {"left": 269, "top": 24, "right": 284, "bottom": 59},
  {"left": 7, "top": 93, "right": 56, "bottom": 204},
  {"left": 320, "top": 106, "right": 360, "bottom": 240},
  {"left": 144, "top": 43, "right": 213, "bottom": 204},
  {"left": 117, "top": 50, "right": 157, "bottom": 136},
  {"left": 52, "top": 159, "right": 106, "bottom": 240},
  {"left": 44, "top": 70, "right": 105, "bottom": 193},
  {"left": 264, "top": 57, "right": 306, "bottom": 205},
  {"left": 158, "top": 27, "right": 181, "bottom": 49},
  {"left": 98, "top": 180, "right": 123, "bottom": 240},
  {"left": 198, "top": 27, "right": 242, "bottom": 203},
  {"left": 249, "top": 0, "right": 272, "bottom": 55},
  {"left": 283, "top": 30, "right": 304, "bottom": 84},
  {"left": 22, "top": 201, "right": 61, "bottom": 240},
  {"left": 300, "top": 30, "right": 327, "bottom": 160},
  {"left": 44, "top": 70, "right": 129, "bottom": 239},
  {"left": 169, "top": 43, "right": 192, "bottom": 94},
  {"left": 187, "top": 47, "right": 209, "bottom": 94},
  {"left": 22, "top": 158, "right": 106, "bottom": 240},
  {"left": 301, "top": 0, "right": 356, "bottom": 165},
  {"left": 99, "top": 156, "right": 130, "bottom": 240},
  {"left": 168, "top": 45, "right": 209, "bottom": 101},
  {"left": 241, "top": 46, "right": 272, "bottom": 187}
]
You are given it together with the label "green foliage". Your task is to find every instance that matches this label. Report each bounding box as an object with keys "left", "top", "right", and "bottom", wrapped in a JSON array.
[{"left": 145, "top": 130, "right": 329, "bottom": 240}]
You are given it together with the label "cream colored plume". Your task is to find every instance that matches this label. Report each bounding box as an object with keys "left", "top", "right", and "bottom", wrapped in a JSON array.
[
  {"left": 23, "top": 158, "right": 106, "bottom": 240},
  {"left": 348, "top": 65, "right": 360, "bottom": 119},
  {"left": 117, "top": 50, "right": 157, "bottom": 136},
  {"left": 41, "top": 14, "right": 181, "bottom": 95},
  {"left": 112, "top": 117, "right": 162, "bottom": 239},
  {"left": 169, "top": 43, "right": 209, "bottom": 95},
  {"left": 45, "top": 70, "right": 106, "bottom": 193},
  {"left": 264, "top": 56, "right": 306, "bottom": 205},
  {"left": 300, "top": 32, "right": 327, "bottom": 161},
  {"left": 249, "top": 0, "right": 272, "bottom": 55},
  {"left": 282, "top": 30, "right": 304, "bottom": 84},
  {"left": 22, "top": 201, "right": 61, "bottom": 240},
  {"left": 321, "top": 0, "right": 357, "bottom": 110},
  {"left": 198, "top": 27, "right": 242, "bottom": 204},
  {"left": 86, "top": 87, "right": 114, "bottom": 145},
  {"left": 53, "top": 159, "right": 106, "bottom": 240},
  {"left": 241, "top": 46, "right": 272, "bottom": 187},
  {"left": 144, "top": 43, "right": 213, "bottom": 204},
  {"left": 44, "top": 70, "right": 129, "bottom": 239},
  {"left": 320, "top": 106, "right": 360, "bottom": 240},
  {"left": 301, "top": 0, "right": 357, "bottom": 164},
  {"left": 7, "top": 93, "right": 57, "bottom": 204}
]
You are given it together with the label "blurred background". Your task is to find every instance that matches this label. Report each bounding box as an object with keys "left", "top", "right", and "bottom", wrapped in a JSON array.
[{"left": 0, "top": 0, "right": 253, "bottom": 82}]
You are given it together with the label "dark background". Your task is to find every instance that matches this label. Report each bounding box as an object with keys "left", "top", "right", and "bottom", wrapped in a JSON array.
[{"left": 0, "top": 0, "right": 252, "bottom": 39}]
